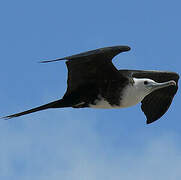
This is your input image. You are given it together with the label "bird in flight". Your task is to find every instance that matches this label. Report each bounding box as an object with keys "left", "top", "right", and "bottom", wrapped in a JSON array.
[{"left": 2, "top": 46, "right": 179, "bottom": 124}]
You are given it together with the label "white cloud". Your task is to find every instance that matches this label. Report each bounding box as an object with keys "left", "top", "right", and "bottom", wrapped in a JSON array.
[{"left": 0, "top": 112, "right": 181, "bottom": 180}]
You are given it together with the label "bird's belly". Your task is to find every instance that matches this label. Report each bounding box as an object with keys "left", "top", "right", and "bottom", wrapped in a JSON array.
[
  {"left": 89, "top": 98, "right": 118, "bottom": 109},
  {"left": 89, "top": 97, "right": 140, "bottom": 109},
  {"left": 120, "top": 96, "right": 141, "bottom": 108},
  {"left": 89, "top": 96, "right": 123, "bottom": 109},
  {"left": 89, "top": 84, "right": 146, "bottom": 109}
]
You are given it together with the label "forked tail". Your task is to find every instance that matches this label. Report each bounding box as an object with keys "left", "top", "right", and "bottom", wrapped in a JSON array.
[{"left": 2, "top": 99, "right": 69, "bottom": 120}]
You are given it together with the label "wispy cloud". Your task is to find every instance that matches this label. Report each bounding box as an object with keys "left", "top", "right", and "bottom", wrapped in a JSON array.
[{"left": 0, "top": 111, "right": 181, "bottom": 180}]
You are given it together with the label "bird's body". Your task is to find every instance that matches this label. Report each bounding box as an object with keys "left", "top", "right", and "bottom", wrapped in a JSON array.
[
  {"left": 87, "top": 78, "right": 156, "bottom": 109},
  {"left": 2, "top": 46, "right": 179, "bottom": 124}
]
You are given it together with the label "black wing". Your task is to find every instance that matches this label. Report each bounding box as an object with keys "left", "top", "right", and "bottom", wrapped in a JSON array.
[
  {"left": 41, "top": 46, "right": 131, "bottom": 102},
  {"left": 119, "top": 70, "right": 179, "bottom": 124}
]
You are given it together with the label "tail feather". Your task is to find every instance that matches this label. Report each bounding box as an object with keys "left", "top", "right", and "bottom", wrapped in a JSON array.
[{"left": 2, "top": 99, "right": 67, "bottom": 120}]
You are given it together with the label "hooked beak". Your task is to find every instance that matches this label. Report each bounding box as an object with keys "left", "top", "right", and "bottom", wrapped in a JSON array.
[{"left": 149, "top": 80, "right": 176, "bottom": 91}]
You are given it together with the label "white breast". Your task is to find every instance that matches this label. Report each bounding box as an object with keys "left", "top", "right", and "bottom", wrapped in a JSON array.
[
  {"left": 120, "top": 85, "right": 144, "bottom": 107},
  {"left": 120, "top": 78, "right": 150, "bottom": 107},
  {"left": 89, "top": 78, "right": 151, "bottom": 109},
  {"left": 89, "top": 86, "right": 145, "bottom": 109}
]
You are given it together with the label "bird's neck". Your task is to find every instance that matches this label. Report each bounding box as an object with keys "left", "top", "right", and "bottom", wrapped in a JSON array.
[{"left": 120, "top": 78, "right": 149, "bottom": 108}]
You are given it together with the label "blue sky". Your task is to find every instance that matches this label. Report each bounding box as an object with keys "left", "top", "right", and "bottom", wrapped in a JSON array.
[{"left": 0, "top": 0, "right": 181, "bottom": 179}]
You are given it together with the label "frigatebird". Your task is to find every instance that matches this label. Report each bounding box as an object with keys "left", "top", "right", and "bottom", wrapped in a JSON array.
[{"left": 2, "top": 46, "right": 179, "bottom": 124}]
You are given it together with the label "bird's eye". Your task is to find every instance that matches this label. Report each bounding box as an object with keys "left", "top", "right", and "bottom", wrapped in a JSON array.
[{"left": 144, "top": 81, "right": 148, "bottom": 85}]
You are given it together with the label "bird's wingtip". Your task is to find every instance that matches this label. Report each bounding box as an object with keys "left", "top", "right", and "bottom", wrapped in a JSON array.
[
  {"left": 0, "top": 116, "right": 12, "bottom": 120},
  {"left": 39, "top": 58, "right": 65, "bottom": 63},
  {"left": 123, "top": 46, "right": 131, "bottom": 51}
]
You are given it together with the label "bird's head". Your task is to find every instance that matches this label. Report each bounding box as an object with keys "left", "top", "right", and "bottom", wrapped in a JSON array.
[{"left": 133, "top": 78, "right": 176, "bottom": 97}]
